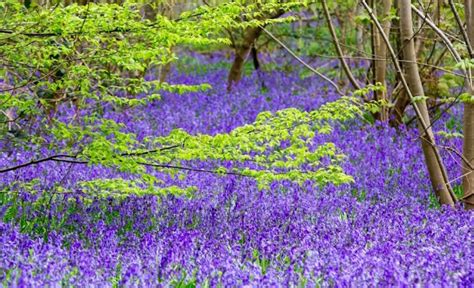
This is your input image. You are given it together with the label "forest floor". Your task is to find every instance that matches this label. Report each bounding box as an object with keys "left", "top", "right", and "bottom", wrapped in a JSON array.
[{"left": 1, "top": 58, "right": 473, "bottom": 286}]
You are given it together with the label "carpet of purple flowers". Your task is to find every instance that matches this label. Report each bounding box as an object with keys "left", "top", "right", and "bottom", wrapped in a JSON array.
[{"left": 1, "top": 58, "right": 473, "bottom": 286}]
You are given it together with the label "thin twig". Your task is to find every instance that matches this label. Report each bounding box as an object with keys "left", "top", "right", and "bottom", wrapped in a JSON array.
[
  {"left": 0, "top": 144, "right": 180, "bottom": 174},
  {"left": 259, "top": 26, "right": 344, "bottom": 96},
  {"left": 448, "top": 0, "right": 474, "bottom": 58},
  {"left": 0, "top": 154, "right": 75, "bottom": 173},
  {"left": 321, "top": 0, "right": 362, "bottom": 90},
  {"left": 411, "top": 5, "right": 462, "bottom": 63}
]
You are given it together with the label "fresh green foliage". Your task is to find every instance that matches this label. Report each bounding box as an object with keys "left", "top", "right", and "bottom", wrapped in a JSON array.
[
  {"left": 44, "top": 96, "right": 362, "bottom": 197},
  {"left": 1, "top": 0, "right": 361, "bottom": 198}
]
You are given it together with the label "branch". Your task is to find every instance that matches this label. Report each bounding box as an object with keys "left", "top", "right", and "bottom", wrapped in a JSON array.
[
  {"left": 442, "top": 145, "right": 474, "bottom": 171},
  {"left": 0, "top": 154, "right": 76, "bottom": 173},
  {"left": 137, "top": 162, "right": 249, "bottom": 177},
  {"left": 410, "top": 5, "right": 472, "bottom": 134},
  {"left": 448, "top": 0, "right": 474, "bottom": 58},
  {"left": 119, "top": 144, "right": 181, "bottom": 157},
  {"left": 0, "top": 144, "right": 180, "bottom": 174},
  {"left": 321, "top": 0, "right": 362, "bottom": 90},
  {"left": 50, "top": 156, "right": 325, "bottom": 180},
  {"left": 411, "top": 5, "right": 462, "bottom": 63},
  {"left": 259, "top": 26, "right": 344, "bottom": 96},
  {"left": 47, "top": 156, "right": 249, "bottom": 177},
  {"left": 0, "top": 10, "right": 205, "bottom": 38}
]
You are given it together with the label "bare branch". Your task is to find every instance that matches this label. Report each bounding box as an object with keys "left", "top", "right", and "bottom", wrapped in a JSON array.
[
  {"left": 321, "top": 0, "right": 362, "bottom": 90},
  {"left": 0, "top": 144, "right": 180, "bottom": 174},
  {"left": 448, "top": 0, "right": 474, "bottom": 58},
  {"left": 411, "top": 5, "right": 462, "bottom": 63},
  {"left": 259, "top": 26, "right": 344, "bottom": 96}
]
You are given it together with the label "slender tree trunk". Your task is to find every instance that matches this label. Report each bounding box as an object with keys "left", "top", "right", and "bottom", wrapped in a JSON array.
[
  {"left": 462, "top": 0, "right": 474, "bottom": 209},
  {"left": 374, "top": 0, "right": 392, "bottom": 121},
  {"left": 161, "top": 3, "right": 175, "bottom": 83},
  {"left": 321, "top": 0, "right": 361, "bottom": 90},
  {"left": 333, "top": 11, "right": 350, "bottom": 87},
  {"left": 398, "top": 0, "right": 455, "bottom": 206},
  {"left": 388, "top": 0, "right": 409, "bottom": 126},
  {"left": 141, "top": 1, "right": 175, "bottom": 83},
  {"left": 227, "top": 27, "right": 262, "bottom": 92},
  {"left": 389, "top": 84, "right": 410, "bottom": 126},
  {"left": 355, "top": 3, "right": 365, "bottom": 66},
  {"left": 370, "top": 0, "right": 377, "bottom": 87}
]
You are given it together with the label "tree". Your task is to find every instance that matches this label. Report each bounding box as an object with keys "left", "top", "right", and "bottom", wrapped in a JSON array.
[
  {"left": 397, "top": 0, "right": 455, "bottom": 206},
  {"left": 372, "top": 0, "right": 392, "bottom": 121},
  {"left": 359, "top": 0, "right": 457, "bottom": 206},
  {"left": 321, "top": 0, "right": 361, "bottom": 91},
  {"left": 225, "top": 3, "right": 286, "bottom": 91},
  {"left": 462, "top": 0, "right": 474, "bottom": 209}
]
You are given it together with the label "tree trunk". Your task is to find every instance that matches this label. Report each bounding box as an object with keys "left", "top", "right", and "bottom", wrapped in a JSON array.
[
  {"left": 370, "top": 0, "right": 377, "bottom": 87},
  {"left": 227, "top": 9, "right": 285, "bottom": 92},
  {"left": 389, "top": 82, "right": 410, "bottom": 126},
  {"left": 388, "top": 0, "right": 409, "bottom": 126},
  {"left": 227, "top": 27, "right": 262, "bottom": 92},
  {"left": 462, "top": 0, "right": 474, "bottom": 209},
  {"left": 143, "top": 1, "right": 175, "bottom": 83},
  {"left": 355, "top": 3, "right": 365, "bottom": 66},
  {"left": 398, "top": 0, "right": 455, "bottom": 206},
  {"left": 374, "top": 0, "right": 392, "bottom": 121},
  {"left": 158, "top": 2, "right": 173, "bottom": 83},
  {"left": 321, "top": 0, "right": 361, "bottom": 91}
]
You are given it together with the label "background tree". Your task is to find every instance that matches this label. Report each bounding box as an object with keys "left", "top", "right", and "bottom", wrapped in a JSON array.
[
  {"left": 397, "top": 0, "right": 455, "bottom": 205},
  {"left": 462, "top": 0, "right": 474, "bottom": 209}
]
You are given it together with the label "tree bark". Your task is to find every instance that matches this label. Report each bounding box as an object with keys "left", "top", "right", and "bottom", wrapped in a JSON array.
[
  {"left": 462, "top": 0, "right": 474, "bottom": 209},
  {"left": 373, "top": 0, "right": 392, "bottom": 121},
  {"left": 355, "top": 3, "right": 365, "bottom": 64},
  {"left": 389, "top": 82, "right": 410, "bottom": 126},
  {"left": 227, "top": 9, "right": 285, "bottom": 92},
  {"left": 159, "top": 4, "right": 173, "bottom": 83},
  {"left": 321, "top": 0, "right": 361, "bottom": 91},
  {"left": 227, "top": 26, "right": 262, "bottom": 92},
  {"left": 370, "top": 0, "right": 377, "bottom": 88},
  {"left": 398, "top": 0, "right": 455, "bottom": 206},
  {"left": 388, "top": 0, "right": 408, "bottom": 126}
]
